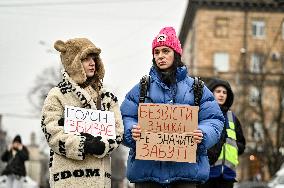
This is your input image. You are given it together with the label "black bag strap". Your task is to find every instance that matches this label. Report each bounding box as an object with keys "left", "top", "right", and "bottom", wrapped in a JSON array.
[
  {"left": 139, "top": 75, "right": 203, "bottom": 106},
  {"left": 96, "top": 94, "right": 101, "bottom": 110},
  {"left": 139, "top": 75, "right": 150, "bottom": 103},
  {"left": 193, "top": 76, "right": 204, "bottom": 106}
]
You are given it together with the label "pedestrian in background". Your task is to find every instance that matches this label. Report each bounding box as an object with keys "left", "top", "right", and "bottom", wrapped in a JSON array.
[
  {"left": 120, "top": 26, "right": 224, "bottom": 188},
  {"left": 198, "top": 78, "right": 246, "bottom": 188},
  {"left": 111, "top": 147, "right": 127, "bottom": 188},
  {"left": 41, "top": 38, "right": 124, "bottom": 188},
  {"left": 1, "top": 135, "right": 29, "bottom": 188}
]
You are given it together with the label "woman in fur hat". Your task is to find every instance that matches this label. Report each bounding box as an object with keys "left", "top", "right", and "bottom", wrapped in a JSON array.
[
  {"left": 41, "top": 38, "right": 124, "bottom": 188},
  {"left": 120, "top": 27, "right": 224, "bottom": 188}
]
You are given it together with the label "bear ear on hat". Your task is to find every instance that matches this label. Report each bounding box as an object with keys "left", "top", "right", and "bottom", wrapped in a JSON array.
[{"left": 54, "top": 40, "right": 66, "bottom": 53}]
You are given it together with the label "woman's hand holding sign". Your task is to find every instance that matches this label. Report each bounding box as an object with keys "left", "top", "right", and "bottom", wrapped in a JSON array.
[
  {"left": 193, "top": 129, "right": 203, "bottom": 144},
  {"left": 132, "top": 125, "right": 141, "bottom": 141},
  {"left": 132, "top": 125, "right": 203, "bottom": 144}
]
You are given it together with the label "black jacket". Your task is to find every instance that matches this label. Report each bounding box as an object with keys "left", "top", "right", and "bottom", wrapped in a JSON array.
[
  {"left": 1, "top": 146, "right": 29, "bottom": 177},
  {"left": 207, "top": 78, "right": 246, "bottom": 165}
]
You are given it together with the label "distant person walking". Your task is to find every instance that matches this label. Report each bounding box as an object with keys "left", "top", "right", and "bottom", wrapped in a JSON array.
[
  {"left": 198, "top": 78, "right": 246, "bottom": 188},
  {"left": 1, "top": 135, "right": 29, "bottom": 188}
]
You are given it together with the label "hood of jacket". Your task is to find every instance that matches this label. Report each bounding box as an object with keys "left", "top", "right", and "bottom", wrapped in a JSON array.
[
  {"left": 54, "top": 38, "right": 105, "bottom": 86},
  {"left": 207, "top": 78, "right": 234, "bottom": 112}
]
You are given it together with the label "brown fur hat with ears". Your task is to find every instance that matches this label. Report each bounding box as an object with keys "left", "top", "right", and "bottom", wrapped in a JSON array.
[{"left": 54, "top": 38, "right": 105, "bottom": 85}]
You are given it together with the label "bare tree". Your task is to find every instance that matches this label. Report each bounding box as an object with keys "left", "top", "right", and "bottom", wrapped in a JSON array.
[
  {"left": 240, "top": 24, "right": 284, "bottom": 177},
  {"left": 28, "top": 66, "right": 62, "bottom": 159},
  {"left": 28, "top": 66, "right": 62, "bottom": 114}
]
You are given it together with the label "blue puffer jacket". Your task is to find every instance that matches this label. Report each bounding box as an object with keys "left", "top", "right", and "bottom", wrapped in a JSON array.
[{"left": 120, "top": 66, "right": 224, "bottom": 185}]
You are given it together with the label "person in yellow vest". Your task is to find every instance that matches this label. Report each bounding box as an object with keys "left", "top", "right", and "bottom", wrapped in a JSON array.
[{"left": 198, "top": 78, "right": 246, "bottom": 188}]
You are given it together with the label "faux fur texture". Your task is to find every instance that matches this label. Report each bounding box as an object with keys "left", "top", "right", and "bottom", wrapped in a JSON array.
[
  {"left": 41, "top": 71, "right": 123, "bottom": 188},
  {"left": 54, "top": 38, "right": 105, "bottom": 84}
]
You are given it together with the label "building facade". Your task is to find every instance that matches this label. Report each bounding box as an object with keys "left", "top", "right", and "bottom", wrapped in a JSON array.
[{"left": 179, "top": 0, "right": 284, "bottom": 181}]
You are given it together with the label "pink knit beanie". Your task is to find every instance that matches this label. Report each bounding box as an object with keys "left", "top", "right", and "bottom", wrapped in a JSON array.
[{"left": 152, "top": 27, "right": 182, "bottom": 55}]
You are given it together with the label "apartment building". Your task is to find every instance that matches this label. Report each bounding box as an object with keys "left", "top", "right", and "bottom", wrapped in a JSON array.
[{"left": 179, "top": 0, "right": 284, "bottom": 180}]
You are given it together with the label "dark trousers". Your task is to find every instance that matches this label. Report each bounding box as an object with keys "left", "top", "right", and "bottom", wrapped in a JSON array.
[
  {"left": 197, "top": 178, "right": 234, "bottom": 188},
  {"left": 135, "top": 181, "right": 196, "bottom": 188}
]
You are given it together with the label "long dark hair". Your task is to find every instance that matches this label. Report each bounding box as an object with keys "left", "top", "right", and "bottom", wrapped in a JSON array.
[{"left": 152, "top": 51, "right": 184, "bottom": 86}]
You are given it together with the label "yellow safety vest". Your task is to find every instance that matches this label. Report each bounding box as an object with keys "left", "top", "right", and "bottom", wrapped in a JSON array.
[{"left": 215, "top": 111, "right": 238, "bottom": 170}]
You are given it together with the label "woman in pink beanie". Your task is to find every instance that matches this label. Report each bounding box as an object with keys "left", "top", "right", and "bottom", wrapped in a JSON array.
[{"left": 121, "top": 27, "right": 224, "bottom": 188}]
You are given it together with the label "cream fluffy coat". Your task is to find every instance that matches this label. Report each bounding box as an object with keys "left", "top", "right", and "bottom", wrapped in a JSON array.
[{"left": 41, "top": 72, "right": 123, "bottom": 188}]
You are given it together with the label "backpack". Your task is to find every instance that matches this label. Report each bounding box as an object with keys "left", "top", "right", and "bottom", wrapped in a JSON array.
[
  {"left": 207, "top": 126, "right": 227, "bottom": 165},
  {"left": 139, "top": 75, "right": 204, "bottom": 106}
]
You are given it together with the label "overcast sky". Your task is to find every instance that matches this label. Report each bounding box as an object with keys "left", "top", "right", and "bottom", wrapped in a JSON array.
[{"left": 0, "top": 0, "right": 187, "bottom": 145}]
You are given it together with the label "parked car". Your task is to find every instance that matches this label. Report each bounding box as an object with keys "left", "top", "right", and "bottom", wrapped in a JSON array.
[
  {"left": 268, "top": 167, "right": 284, "bottom": 188},
  {"left": 268, "top": 175, "right": 284, "bottom": 188},
  {"left": 268, "top": 177, "right": 284, "bottom": 188},
  {"left": 234, "top": 181, "right": 269, "bottom": 188}
]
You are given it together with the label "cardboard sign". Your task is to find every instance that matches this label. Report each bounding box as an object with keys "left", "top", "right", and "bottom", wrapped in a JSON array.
[
  {"left": 64, "top": 106, "right": 116, "bottom": 139},
  {"left": 136, "top": 103, "right": 199, "bottom": 163},
  {"left": 137, "top": 132, "right": 196, "bottom": 162}
]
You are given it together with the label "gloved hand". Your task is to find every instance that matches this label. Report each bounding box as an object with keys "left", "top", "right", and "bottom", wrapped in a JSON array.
[
  {"left": 80, "top": 132, "right": 93, "bottom": 142},
  {"left": 80, "top": 133, "right": 105, "bottom": 155},
  {"left": 58, "top": 118, "right": 64, "bottom": 126}
]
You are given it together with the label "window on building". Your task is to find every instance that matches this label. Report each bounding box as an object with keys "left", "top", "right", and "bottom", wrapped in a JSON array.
[
  {"left": 249, "top": 86, "right": 260, "bottom": 106},
  {"left": 247, "top": 123, "right": 253, "bottom": 141},
  {"left": 250, "top": 53, "right": 264, "bottom": 73},
  {"left": 252, "top": 122, "right": 264, "bottom": 142},
  {"left": 252, "top": 20, "right": 265, "bottom": 38},
  {"left": 213, "top": 52, "right": 229, "bottom": 72},
  {"left": 215, "top": 17, "right": 229, "bottom": 38}
]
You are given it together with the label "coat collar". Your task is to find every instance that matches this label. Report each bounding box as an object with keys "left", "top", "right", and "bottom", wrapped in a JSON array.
[
  {"left": 59, "top": 71, "right": 97, "bottom": 109},
  {"left": 149, "top": 65, "right": 188, "bottom": 84}
]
